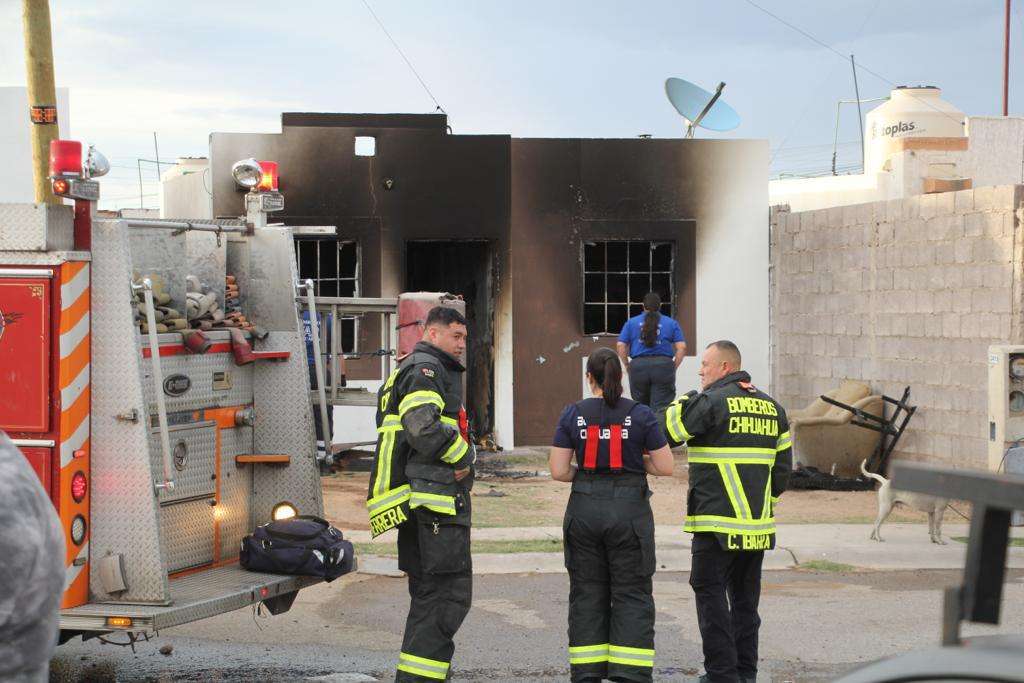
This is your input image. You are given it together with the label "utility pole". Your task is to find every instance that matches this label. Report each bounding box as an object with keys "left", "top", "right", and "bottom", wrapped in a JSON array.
[
  {"left": 1004, "top": 0, "right": 1012, "bottom": 116},
  {"left": 21, "top": 0, "right": 60, "bottom": 204},
  {"left": 851, "top": 55, "right": 865, "bottom": 174}
]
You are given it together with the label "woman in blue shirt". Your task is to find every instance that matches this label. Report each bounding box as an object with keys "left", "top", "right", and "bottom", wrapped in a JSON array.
[
  {"left": 616, "top": 292, "right": 686, "bottom": 417},
  {"left": 550, "top": 347, "right": 675, "bottom": 682}
]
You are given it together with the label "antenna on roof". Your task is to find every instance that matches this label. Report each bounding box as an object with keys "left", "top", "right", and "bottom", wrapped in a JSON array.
[{"left": 664, "top": 78, "right": 741, "bottom": 138}]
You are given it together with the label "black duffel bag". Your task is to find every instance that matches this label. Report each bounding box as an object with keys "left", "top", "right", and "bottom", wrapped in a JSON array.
[{"left": 240, "top": 515, "right": 355, "bottom": 582}]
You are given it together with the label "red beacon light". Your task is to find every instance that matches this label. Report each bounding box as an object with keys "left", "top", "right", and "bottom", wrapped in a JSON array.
[
  {"left": 49, "top": 140, "right": 83, "bottom": 178},
  {"left": 47, "top": 140, "right": 107, "bottom": 201},
  {"left": 257, "top": 161, "right": 278, "bottom": 192}
]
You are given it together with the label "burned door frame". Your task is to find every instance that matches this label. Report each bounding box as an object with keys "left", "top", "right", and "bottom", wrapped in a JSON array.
[{"left": 404, "top": 239, "right": 496, "bottom": 439}]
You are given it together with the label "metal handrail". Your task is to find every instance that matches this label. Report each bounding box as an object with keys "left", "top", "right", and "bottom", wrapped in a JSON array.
[
  {"left": 125, "top": 219, "right": 248, "bottom": 234},
  {"left": 133, "top": 278, "right": 175, "bottom": 493},
  {"left": 304, "top": 280, "right": 332, "bottom": 461}
]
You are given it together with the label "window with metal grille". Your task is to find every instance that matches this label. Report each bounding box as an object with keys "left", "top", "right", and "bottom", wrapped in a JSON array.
[
  {"left": 583, "top": 240, "right": 674, "bottom": 335},
  {"left": 294, "top": 238, "right": 359, "bottom": 353}
]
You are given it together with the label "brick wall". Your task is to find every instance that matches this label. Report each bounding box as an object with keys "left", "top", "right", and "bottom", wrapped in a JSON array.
[{"left": 770, "top": 185, "right": 1024, "bottom": 469}]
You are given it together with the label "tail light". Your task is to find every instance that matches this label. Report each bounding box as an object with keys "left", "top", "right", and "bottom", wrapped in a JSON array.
[
  {"left": 71, "top": 471, "right": 87, "bottom": 502},
  {"left": 70, "top": 515, "right": 87, "bottom": 545}
]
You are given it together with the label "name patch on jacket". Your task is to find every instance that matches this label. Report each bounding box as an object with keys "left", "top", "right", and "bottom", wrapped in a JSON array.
[
  {"left": 726, "top": 397, "right": 779, "bottom": 436},
  {"left": 370, "top": 505, "right": 408, "bottom": 537},
  {"left": 727, "top": 533, "right": 773, "bottom": 551}
]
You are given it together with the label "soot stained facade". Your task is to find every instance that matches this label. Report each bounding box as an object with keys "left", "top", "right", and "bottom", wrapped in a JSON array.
[{"left": 209, "top": 114, "right": 767, "bottom": 446}]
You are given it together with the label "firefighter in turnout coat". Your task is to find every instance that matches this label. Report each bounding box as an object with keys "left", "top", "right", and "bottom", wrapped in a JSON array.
[
  {"left": 366, "top": 307, "right": 475, "bottom": 682},
  {"left": 664, "top": 341, "right": 792, "bottom": 683}
]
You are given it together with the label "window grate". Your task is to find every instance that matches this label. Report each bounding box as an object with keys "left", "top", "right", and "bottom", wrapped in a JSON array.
[
  {"left": 582, "top": 240, "right": 674, "bottom": 335},
  {"left": 294, "top": 238, "right": 359, "bottom": 353}
]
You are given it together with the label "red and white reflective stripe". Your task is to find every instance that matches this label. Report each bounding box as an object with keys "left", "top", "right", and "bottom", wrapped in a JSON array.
[
  {"left": 608, "top": 425, "right": 623, "bottom": 470},
  {"left": 583, "top": 425, "right": 599, "bottom": 470}
]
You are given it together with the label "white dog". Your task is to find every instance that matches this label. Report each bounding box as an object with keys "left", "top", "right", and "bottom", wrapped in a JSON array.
[{"left": 861, "top": 460, "right": 950, "bottom": 544}]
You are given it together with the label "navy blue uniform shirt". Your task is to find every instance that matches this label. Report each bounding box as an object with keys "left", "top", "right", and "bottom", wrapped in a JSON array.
[{"left": 552, "top": 398, "right": 668, "bottom": 473}]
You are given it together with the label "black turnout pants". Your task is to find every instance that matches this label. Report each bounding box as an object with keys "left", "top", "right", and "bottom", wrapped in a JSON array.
[
  {"left": 628, "top": 355, "right": 676, "bottom": 417},
  {"left": 689, "top": 533, "right": 764, "bottom": 683},
  {"left": 563, "top": 475, "right": 656, "bottom": 682},
  {"left": 395, "top": 510, "right": 472, "bottom": 682}
]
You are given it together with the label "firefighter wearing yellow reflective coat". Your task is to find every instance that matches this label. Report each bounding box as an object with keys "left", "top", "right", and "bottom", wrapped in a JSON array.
[
  {"left": 367, "top": 306, "right": 475, "bottom": 682},
  {"left": 664, "top": 340, "right": 791, "bottom": 683}
]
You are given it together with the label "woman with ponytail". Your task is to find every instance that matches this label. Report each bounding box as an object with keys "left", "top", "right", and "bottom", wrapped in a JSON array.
[
  {"left": 549, "top": 347, "right": 674, "bottom": 682},
  {"left": 616, "top": 291, "right": 687, "bottom": 417}
]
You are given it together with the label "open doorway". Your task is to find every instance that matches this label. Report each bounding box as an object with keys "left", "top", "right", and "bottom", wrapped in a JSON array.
[{"left": 406, "top": 241, "right": 494, "bottom": 440}]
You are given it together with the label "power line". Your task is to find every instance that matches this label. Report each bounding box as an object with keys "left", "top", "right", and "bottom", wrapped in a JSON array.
[
  {"left": 765, "top": 0, "right": 882, "bottom": 169},
  {"left": 360, "top": 0, "right": 446, "bottom": 114},
  {"left": 743, "top": 0, "right": 965, "bottom": 128}
]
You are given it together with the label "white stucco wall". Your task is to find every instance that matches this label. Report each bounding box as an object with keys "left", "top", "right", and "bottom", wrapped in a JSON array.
[
  {"left": 0, "top": 87, "right": 70, "bottom": 203},
  {"left": 160, "top": 158, "right": 212, "bottom": 219},
  {"left": 682, "top": 139, "right": 772, "bottom": 393}
]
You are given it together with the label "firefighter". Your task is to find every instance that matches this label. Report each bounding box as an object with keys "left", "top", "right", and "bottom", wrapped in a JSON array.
[
  {"left": 550, "top": 347, "right": 676, "bottom": 682},
  {"left": 366, "top": 306, "right": 475, "bottom": 682},
  {"left": 664, "top": 341, "right": 792, "bottom": 683}
]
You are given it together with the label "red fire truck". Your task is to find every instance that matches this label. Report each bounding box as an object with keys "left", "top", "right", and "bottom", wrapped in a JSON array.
[{"left": 0, "top": 143, "right": 329, "bottom": 643}]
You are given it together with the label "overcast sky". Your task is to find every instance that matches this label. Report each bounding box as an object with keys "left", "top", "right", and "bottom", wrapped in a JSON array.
[{"left": 1, "top": 0, "right": 1020, "bottom": 209}]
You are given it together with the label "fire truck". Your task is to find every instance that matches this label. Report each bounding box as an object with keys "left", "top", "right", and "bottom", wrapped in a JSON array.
[{"left": 0, "top": 143, "right": 331, "bottom": 643}]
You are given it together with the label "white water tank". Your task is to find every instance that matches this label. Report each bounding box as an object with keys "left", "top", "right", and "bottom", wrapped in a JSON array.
[{"left": 864, "top": 86, "right": 965, "bottom": 175}]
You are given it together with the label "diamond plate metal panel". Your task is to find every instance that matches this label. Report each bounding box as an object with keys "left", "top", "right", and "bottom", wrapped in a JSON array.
[
  {"left": 225, "top": 238, "right": 250, "bottom": 316},
  {"left": 128, "top": 228, "right": 186, "bottom": 314},
  {"left": 0, "top": 202, "right": 73, "bottom": 251},
  {"left": 251, "top": 325, "right": 324, "bottom": 524},
  {"left": 247, "top": 227, "right": 300, "bottom": 331},
  {"left": 218, "top": 425, "right": 253, "bottom": 559},
  {"left": 0, "top": 250, "right": 89, "bottom": 265},
  {"left": 185, "top": 230, "right": 227, "bottom": 310},
  {"left": 140, "top": 341, "right": 254, "bottom": 413},
  {"left": 88, "top": 219, "right": 170, "bottom": 604},
  {"left": 150, "top": 422, "right": 216, "bottom": 503},
  {"left": 160, "top": 499, "right": 216, "bottom": 573},
  {"left": 226, "top": 226, "right": 322, "bottom": 522}
]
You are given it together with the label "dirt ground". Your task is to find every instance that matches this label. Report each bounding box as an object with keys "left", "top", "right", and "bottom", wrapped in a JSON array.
[{"left": 323, "top": 450, "right": 947, "bottom": 531}]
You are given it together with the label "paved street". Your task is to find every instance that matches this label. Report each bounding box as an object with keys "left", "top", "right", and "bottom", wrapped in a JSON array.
[{"left": 52, "top": 567, "right": 1024, "bottom": 682}]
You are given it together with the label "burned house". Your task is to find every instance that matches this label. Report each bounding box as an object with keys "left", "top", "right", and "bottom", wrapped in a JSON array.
[{"left": 191, "top": 113, "right": 767, "bottom": 446}]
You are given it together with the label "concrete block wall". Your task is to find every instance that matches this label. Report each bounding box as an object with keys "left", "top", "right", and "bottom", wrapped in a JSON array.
[{"left": 769, "top": 185, "right": 1024, "bottom": 469}]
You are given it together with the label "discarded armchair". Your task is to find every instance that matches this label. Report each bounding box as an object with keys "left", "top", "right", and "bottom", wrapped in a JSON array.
[{"left": 787, "top": 380, "right": 884, "bottom": 478}]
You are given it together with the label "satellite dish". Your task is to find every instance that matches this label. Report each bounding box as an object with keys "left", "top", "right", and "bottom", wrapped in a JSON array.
[{"left": 665, "top": 78, "right": 741, "bottom": 138}]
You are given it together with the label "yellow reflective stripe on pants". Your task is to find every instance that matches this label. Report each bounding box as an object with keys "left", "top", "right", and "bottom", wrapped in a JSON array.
[
  {"left": 569, "top": 643, "right": 609, "bottom": 664},
  {"left": 684, "top": 515, "right": 776, "bottom": 534},
  {"left": 608, "top": 644, "right": 655, "bottom": 667},
  {"left": 397, "top": 652, "right": 449, "bottom": 680},
  {"left": 441, "top": 434, "right": 469, "bottom": 464},
  {"left": 776, "top": 430, "right": 792, "bottom": 451},
  {"left": 410, "top": 492, "right": 456, "bottom": 515},
  {"left": 366, "top": 484, "right": 411, "bottom": 515},
  {"left": 399, "top": 390, "right": 444, "bottom": 416}
]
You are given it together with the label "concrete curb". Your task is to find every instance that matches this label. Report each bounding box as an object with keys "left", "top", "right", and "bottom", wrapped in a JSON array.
[{"left": 354, "top": 523, "right": 1024, "bottom": 576}]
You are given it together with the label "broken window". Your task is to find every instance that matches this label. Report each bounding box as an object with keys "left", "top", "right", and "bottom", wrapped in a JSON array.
[
  {"left": 294, "top": 238, "right": 359, "bottom": 352},
  {"left": 582, "top": 240, "right": 674, "bottom": 335}
]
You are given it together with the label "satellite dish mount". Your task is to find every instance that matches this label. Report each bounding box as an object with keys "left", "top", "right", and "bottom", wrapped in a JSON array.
[{"left": 686, "top": 82, "right": 726, "bottom": 138}]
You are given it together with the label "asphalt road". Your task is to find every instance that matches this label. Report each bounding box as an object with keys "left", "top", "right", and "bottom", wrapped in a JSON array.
[{"left": 52, "top": 569, "right": 1024, "bottom": 682}]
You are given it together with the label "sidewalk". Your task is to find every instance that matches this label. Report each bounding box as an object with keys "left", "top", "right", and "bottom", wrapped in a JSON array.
[{"left": 355, "top": 523, "right": 1024, "bottom": 576}]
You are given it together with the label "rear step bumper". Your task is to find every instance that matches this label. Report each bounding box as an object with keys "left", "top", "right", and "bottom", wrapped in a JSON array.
[{"left": 60, "top": 565, "right": 321, "bottom": 633}]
